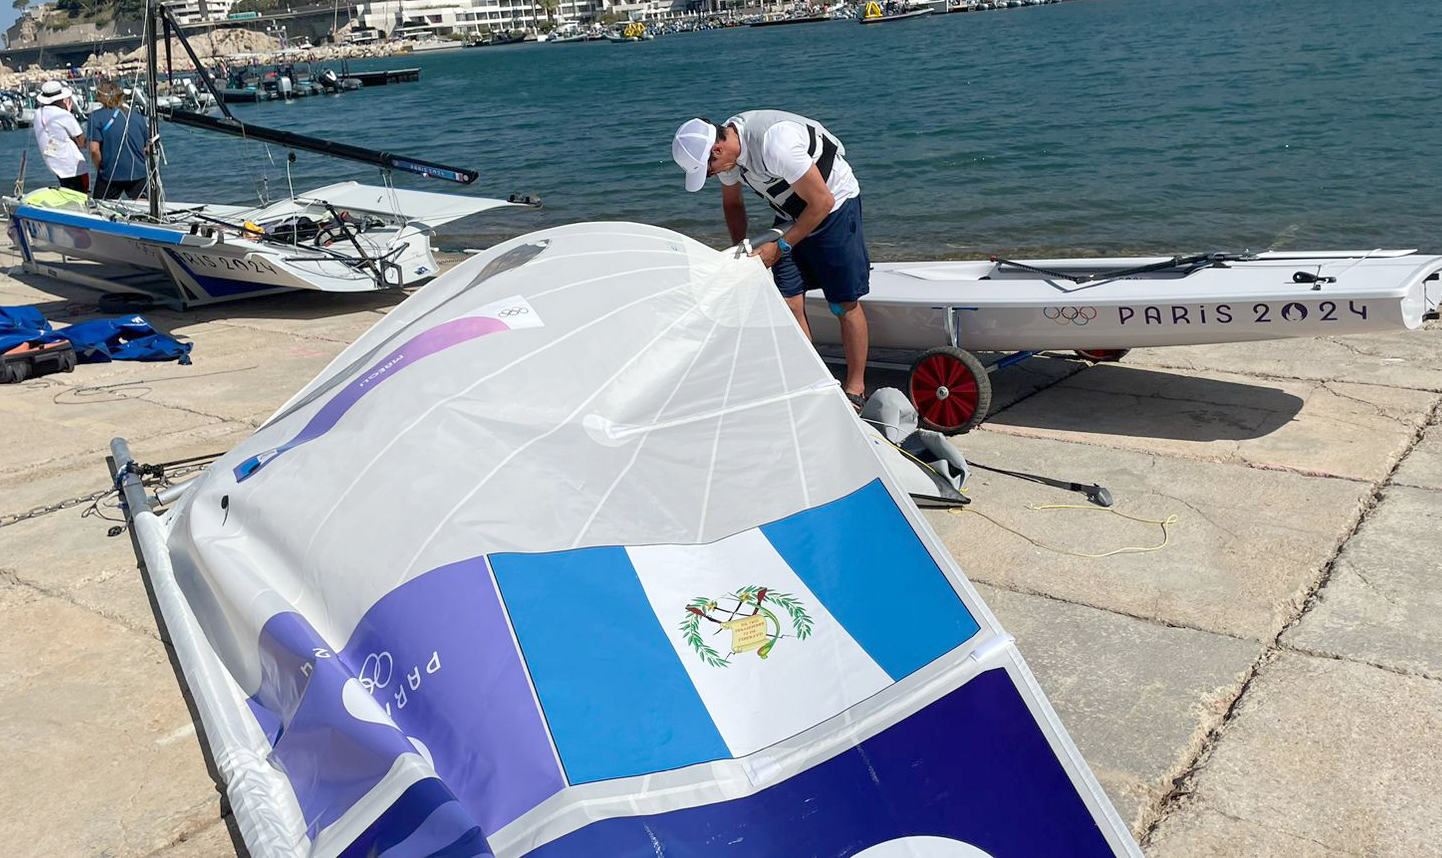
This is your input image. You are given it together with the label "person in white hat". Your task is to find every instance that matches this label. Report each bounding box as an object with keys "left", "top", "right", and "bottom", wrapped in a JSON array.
[
  {"left": 672, "top": 112, "right": 870, "bottom": 409},
  {"left": 33, "top": 80, "right": 89, "bottom": 193}
]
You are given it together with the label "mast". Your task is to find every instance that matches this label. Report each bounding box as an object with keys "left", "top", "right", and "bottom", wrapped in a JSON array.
[
  {"left": 144, "top": 0, "right": 164, "bottom": 219},
  {"left": 155, "top": 4, "right": 479, "bottom": 185}
]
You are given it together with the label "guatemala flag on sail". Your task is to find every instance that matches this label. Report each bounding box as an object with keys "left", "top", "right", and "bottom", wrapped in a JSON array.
[
  {"left": 242, "top": 478, "right": 1122, "bottom": 857},
  {"left": 489, "top": 478, "right": 981, "bottom": 785}
]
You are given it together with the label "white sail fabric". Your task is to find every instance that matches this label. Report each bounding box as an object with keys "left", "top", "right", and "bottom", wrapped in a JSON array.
[{"left": 152, "top": 222, "right": 1140, "bottom": 857}]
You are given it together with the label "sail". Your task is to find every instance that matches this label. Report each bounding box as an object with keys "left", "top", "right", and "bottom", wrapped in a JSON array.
[{"left": 147, "top": 223, "right": 1140, "bottom": 857}]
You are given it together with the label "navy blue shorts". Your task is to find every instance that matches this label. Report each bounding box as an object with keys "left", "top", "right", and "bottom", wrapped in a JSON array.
[{"left": 772, "top": 196, "right": 870, "bottom": 304}]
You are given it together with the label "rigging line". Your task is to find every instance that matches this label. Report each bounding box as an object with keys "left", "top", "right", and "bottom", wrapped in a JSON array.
[
  {"left": 51, "top": 365, "right": 258, "bottom": 405},
  {"left": 695, "top": 299, "right": 749, "bottom": 543},
  {"left": 764, "top": 283, "right": 811, "bottom": 509},
  {"left": 400, "top": 300, "right": 709, "bottom": 583},
  {"left": 570, "top": 309, "right": 726, "bottom": 549},
  {"left": 947, "top": 504, "right": 1177, "bottom": 558},
  {"left": 298, "top": 280, "right": 697, "bottom": 565}
]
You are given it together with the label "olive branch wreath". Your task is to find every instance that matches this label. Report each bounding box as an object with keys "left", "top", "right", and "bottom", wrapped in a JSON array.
[{"left": 678, "top": 587, "right": 814, "bottom": 668}]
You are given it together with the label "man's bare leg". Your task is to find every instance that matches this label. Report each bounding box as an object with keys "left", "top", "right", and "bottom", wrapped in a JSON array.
[
  {"left": 837, "top": 301, "right": 868, "bottom": 397},
  {"left": 785, "top": 294, "right": 812, "bottom": 339}
]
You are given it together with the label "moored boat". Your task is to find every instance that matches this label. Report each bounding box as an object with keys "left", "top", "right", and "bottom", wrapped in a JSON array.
[{"left": 859, "top": 1, "right": 935, "bottom": 23}]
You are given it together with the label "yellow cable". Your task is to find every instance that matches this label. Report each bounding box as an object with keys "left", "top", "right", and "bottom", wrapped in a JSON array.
[{"left": 947, "top": 503, "right": 1177, "bottom": 558}]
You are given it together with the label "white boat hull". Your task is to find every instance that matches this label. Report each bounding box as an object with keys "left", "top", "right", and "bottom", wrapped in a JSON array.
[
  {"left": 5, "top": 182, "right": 527, "bottom": 307},
  {"left": 807, "top": 252, "right": 1442, "bottom": 351}
]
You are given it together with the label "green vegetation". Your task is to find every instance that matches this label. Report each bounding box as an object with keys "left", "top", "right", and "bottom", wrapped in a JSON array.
[{"left": 55, "top": 0, "right": 143, "bottom": 18}]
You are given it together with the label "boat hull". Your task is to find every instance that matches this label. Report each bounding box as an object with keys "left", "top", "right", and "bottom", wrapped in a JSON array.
[
  {"left": 7, "top": 199, "right": 439, "bottom": 306},
  {"left": 860, "top": 9, "right": 934, "bottom": 23},
  {"left": 806, "top": 253, "right": 1442, "bottom": 351}
]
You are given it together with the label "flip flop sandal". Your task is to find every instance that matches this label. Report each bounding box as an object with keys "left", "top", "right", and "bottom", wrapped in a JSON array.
[{"left": 845, "top": 392, "right": 867, "bottom": 413}]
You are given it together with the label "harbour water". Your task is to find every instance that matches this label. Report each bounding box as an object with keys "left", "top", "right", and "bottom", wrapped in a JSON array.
[{"left": 3, "top": 0, "right": 1439, "bottom": 259}]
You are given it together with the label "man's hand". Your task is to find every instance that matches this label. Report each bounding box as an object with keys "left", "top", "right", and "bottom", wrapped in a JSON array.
[{"left": 749, "top": 241, "right": 782, "bottom": 269}]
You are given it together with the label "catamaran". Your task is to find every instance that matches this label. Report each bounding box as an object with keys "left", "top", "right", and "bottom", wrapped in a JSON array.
[{"left": 3, "top": 1, "right": 535, "bottom": 309}]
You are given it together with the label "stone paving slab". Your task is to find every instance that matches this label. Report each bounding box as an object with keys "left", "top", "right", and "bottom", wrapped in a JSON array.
[
  {"left": 1146, "top": 652, "right": 1442, "bottom": 856},
  {"left": 1126, "top": 323, "right": 1442, "bottom": 393},
  {"left": 922, "top": 430, "right": 1369, "bottom": 641},
  {"left": 32, "top": 321, "right": 349, "bottom": 425},
  {"left": 149, "top": 817, "right": 241, "bottom": 857},
  {"left": 1390, "top": 413, "right": 1442, "bottom": 491},
  {"left": 974, "top": 583, "right": 1261, "bottom": 837},
  {"left": 0, "top": 594, "right": 221, "bottom": 858},
  {"left": 983, "top": 363, "right": 1437, "bottom": 481},
  {"left": 0, "top": 578, "right": 40, "bottom": 613},
  {"left": 1284, "top": 485, "right": 1442, "bottom": 679},
  {"left": 151, "top": 288, "right": 406, "bottom": 345},
  {"left": 0, "top": 510, "right": 153, "bottom": 622},
  {"left": 0, "top": 373, "right": 219, "bottom": 477},
  {"left": 0, "top": 421, "right": 255, "bottom": 518}
]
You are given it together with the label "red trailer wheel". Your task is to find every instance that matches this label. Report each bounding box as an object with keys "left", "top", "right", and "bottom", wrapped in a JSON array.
[
  {"left": 1074, "top": 348, "right": 1131, "bottom": 362},
  {"left": 909, "top": 346, "right": 991, "bottom": 435}
]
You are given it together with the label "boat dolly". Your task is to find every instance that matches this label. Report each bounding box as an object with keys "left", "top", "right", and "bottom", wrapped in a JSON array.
[{"left": 819, "top": 307, "right": 1129, "bottom": 436}]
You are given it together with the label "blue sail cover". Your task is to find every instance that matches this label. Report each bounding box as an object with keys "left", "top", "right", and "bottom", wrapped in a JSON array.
[{"left": 152, "top": 223, "right": 1140, "bottom": 858}]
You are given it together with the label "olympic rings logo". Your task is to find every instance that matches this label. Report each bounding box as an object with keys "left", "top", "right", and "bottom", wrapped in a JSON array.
[
  {"left": 1043, "top": 306, "right": 1098, "bottom": 326},
  {"left": 359, "top": 651, "right": 394, "bottom": 692},
  {"left": 497, "top": 306, "right": 530, "bottom": 318}
]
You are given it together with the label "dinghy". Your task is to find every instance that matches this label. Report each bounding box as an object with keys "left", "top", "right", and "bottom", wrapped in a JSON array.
[
  {"left": 801, "top": 248, "right": 1442, "bottom": 432},
  {"left": 3, "top": 1, "right": 535, "bottom": 309},
  {"left": 111, "top": 222, "right": 1141, "bottom": 858}
]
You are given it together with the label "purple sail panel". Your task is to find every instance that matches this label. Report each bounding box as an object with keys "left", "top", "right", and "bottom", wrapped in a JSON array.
[{"left": 247, "top": 558, "right": 565, "bottom": 844}]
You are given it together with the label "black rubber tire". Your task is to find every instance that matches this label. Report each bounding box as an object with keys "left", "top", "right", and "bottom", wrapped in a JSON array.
[
  {"left": 909, "top": 346, "right": 992, "bottom": 435},
  {"left": 1, "top": 361, "right": 27, "bottom": 384}
]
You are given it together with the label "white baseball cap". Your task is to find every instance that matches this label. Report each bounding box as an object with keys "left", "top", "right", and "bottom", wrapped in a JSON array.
[
  {"left": 36, "top": 80, "right": 72, "bottom": 106},
  {"left": 672, "top": 118, "right": 717, "bottom": 193}
]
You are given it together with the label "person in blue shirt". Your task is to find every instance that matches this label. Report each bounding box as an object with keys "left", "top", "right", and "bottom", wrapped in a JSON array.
[{"left": 85, "top": 81, "right": 149, "bottom": 200}]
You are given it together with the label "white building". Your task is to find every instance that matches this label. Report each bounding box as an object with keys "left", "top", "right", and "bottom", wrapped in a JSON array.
[
  {"left": 355, "top": 0, "right": 690, "bottom": 36},
  {"left": 168, "top": 0, "right": 241, "bottom": 26}
]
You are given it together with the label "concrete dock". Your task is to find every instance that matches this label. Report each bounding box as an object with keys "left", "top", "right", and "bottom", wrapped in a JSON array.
[{"left": 1, "top": 255, "right": 1439, "bottom": 855}]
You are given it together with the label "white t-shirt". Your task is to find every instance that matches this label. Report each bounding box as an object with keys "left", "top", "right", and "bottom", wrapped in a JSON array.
[
  {"left": 718, "top": 113, "right": 859, "bottom": 216},
  {"left": 34, "top": 105, "right": 86, "bottom": 179}
]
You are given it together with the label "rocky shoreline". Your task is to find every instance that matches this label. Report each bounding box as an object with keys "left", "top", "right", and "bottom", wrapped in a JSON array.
[{"left": 1, "top": 27, "right": 425, "bottom": 90}]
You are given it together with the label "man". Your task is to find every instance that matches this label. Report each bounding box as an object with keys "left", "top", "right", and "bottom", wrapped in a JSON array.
[
  {"left": 32, "top": 80, "right": 88, "bottom": 193},
  {"left": 672, "top": 111, "right": 870, "bottom": 408},
  {"left": 86, "top": 81, "right": 149, "bottom": 200}
]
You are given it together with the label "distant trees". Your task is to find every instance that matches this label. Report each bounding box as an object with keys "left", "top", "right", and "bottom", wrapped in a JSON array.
[
  {"left": 53, "top": 0, "right": 144, "bottom": 18},
  {"left": 233, "top": 0, "right": 321, "bottom": 12}
]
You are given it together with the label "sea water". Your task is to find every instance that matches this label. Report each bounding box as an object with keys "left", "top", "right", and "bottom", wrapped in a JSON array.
[{"left": 3, "top": 0, "right": 1438, "bottom": 259}]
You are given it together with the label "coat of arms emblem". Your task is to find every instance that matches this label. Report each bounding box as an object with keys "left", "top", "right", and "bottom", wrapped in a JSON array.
[{"left": 680, "top": 586, "right": 813, "bottom": 667}]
